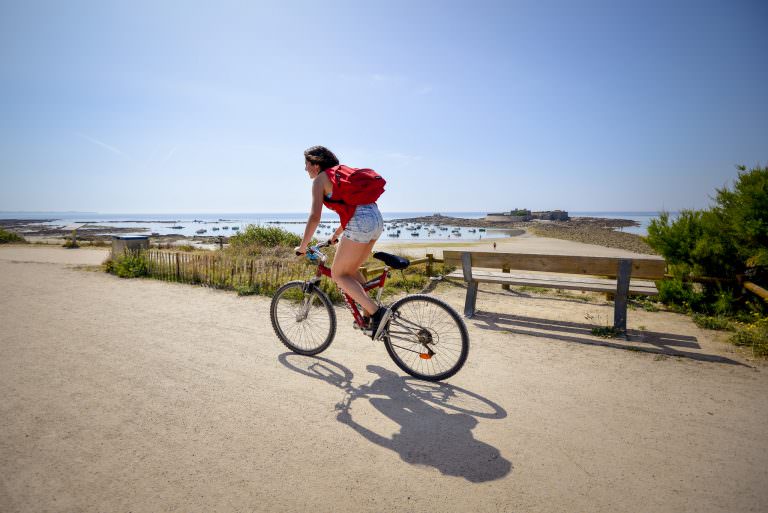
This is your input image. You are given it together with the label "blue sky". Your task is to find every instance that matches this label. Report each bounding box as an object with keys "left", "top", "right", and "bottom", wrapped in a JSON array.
[{"left": 1, "top": 0, "right": 766, "bottom": 214}]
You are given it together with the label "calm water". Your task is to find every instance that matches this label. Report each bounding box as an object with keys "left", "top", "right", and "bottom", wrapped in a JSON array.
[{"left": 1, "top": 211, "right": 670, "bottom": 240}]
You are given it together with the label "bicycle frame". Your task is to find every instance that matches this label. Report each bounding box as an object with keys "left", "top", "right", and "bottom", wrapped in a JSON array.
[
  {"left": 315, "top": 261, "right": 388, "bottom": 327},
  {"left": 305, "top": 244, "right": 388, "bottom": 328}
]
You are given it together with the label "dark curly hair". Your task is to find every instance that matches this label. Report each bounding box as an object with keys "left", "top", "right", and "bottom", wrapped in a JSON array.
[{"left": 304, "top": 145, "right": 339, "bottom": 170}]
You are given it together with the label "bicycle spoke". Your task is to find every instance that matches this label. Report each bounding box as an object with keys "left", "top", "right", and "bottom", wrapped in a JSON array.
[
  {"left": 271, "top": 282, "right": 336, "bottom": 355},
  {"left": 383, "top": 295, "right": 469, "bottom": 381}
]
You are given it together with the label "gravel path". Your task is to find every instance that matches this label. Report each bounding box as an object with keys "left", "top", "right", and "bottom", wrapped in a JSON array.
[{"left": 1, "top": 246, "right": 766, "bottom": 513}]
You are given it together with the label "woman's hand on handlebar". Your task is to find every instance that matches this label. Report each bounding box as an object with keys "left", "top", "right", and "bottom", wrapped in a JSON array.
[
  {"left": 294, "top": 246, "right": 306, "bottom": 256},
  {"left": 326, "top": 237, "right": 339, "bottom": 246}
]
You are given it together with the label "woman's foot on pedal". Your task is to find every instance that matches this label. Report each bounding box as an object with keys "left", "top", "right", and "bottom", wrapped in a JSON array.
[{"left": 369, "top": 307, "right": 392, "bottom": 340}]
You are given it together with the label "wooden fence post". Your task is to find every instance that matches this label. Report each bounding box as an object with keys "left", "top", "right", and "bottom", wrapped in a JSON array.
[{"left": 426, "top": 253, "right": 434, "bottom": 276}]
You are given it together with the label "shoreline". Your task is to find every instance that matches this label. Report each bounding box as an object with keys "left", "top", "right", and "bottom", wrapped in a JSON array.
[{"left": 3, "top": 214, "right": 655, "bottom": 255}]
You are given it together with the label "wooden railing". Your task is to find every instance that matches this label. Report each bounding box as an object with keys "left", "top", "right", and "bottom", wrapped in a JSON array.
[{"left": 744, "top": 281, "right": 768, "bottom": 302}]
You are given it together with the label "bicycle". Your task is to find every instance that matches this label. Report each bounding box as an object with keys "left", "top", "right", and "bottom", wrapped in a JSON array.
[{"left": 269, "top": 241, "right": 470, "bottom": 381}]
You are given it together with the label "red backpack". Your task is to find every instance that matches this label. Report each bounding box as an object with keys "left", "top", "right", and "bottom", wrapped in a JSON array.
[{"left": 325, "top": 165, "right": 386, "bottom": 205}]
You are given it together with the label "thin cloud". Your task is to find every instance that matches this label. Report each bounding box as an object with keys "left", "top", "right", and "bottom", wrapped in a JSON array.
[
  {"left": 76, "top": 132, "right": 126, "bottom": 157},
  {"left": 416, "top": 85, "right": 433, "bottom": 95},
  {"left": 163, "top": 146, "right": 177, "bottom": 162}
]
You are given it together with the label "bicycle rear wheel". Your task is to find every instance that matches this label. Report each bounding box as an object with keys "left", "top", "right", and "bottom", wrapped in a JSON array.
[
  {"left": 383, "top": 294, "right": 469, "bottom": 381},
  {"left": 270, "top": 281, "right": 337, "bottom": 356}
]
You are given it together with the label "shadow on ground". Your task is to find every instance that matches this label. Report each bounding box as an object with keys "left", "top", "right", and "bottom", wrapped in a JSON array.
[
  {"left": 278, "top": 353, "right": 512, "bottom": 483},
  {"left": 472, "top": 312, "right": 749, "bottom": 366}
]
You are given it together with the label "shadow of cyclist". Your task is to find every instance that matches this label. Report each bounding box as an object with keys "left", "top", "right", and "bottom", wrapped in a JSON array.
[{"left": 278, "top": 354, "right": 511, "bottom": 482}]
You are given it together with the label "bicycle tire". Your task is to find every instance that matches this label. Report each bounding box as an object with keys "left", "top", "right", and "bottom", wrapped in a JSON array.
[
  {"left": 383, "top": 294, "right": 469, "bottom": 381},
  {"left": 270, "top": 281, "right": 337, "bottom": 356}
]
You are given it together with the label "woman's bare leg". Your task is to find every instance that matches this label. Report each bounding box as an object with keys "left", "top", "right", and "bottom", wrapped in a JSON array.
[{"left": 331, "top": 237, "right": 379, "bottom": 316}]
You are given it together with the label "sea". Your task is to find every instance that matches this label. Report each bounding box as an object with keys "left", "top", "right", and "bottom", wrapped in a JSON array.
[{"left": 0, "top": 211, "right": 670, "bottom": 241}]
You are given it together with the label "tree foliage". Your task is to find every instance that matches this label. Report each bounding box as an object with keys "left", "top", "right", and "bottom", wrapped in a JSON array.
[{"left": 646, "top": 164, "right": 767, "bottom": 315}]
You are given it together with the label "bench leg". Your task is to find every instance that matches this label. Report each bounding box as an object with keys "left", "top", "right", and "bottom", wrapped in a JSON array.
[
  {"left": 464, "top": 280, "right": 479, "bottom": 318},
  {"left": 613, "top": 259, "right": 632, "bottom": 336}
]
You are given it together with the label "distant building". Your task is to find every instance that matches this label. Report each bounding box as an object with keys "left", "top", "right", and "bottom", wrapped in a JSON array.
[
  {"left": 531, "top": 210, "right": 569, "bottom": 221},
  {"left": 485, "top": 209, "right": 531, "bottom": 222},
  {"left": 485, "top": 209, "right": 569, "bottom": 222}
]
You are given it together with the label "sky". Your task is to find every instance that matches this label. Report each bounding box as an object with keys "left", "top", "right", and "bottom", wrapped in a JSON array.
[{"left": 1, "top": 0, "right": 766, "bottom": 214}]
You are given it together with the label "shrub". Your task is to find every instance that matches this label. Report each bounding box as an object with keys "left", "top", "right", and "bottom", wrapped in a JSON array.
[
  {"left": 656, "top": 278, "right": 704, "bottom": 312},
  {"left": 0, "top": 229, "right": 26, "bottom": 244},
  {"left": 647, "top": 164, "right": 767, "bottom": 318},
  {"left": 729, "top": 317, "right": 768, "bottom": 357},
  {"left": 228, "top": 225, "right": 301, "bottom": 249},
  {"left": 692, "top": 314, "right": 732, "bottom": 331},
  {"left": 105, "top": 251, "right": 149, "bottom": 278}
]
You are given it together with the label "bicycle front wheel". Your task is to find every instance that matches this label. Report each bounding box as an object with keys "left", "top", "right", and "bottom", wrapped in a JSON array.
[
  {"left": 270, "top": 281, "right": 337, "bottom": 356},
  {"left": 383, "top": 294, "right": 469, "bottom": 381}
]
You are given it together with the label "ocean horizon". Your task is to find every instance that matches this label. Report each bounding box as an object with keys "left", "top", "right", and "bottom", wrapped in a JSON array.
[{"left": 1, "top": 211, "right": 672, "bottom": 239}]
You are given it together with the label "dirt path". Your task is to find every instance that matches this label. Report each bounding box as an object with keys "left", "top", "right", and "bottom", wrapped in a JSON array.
[{"left": 1, "top": 246, "right": 766, "bottom": 513}]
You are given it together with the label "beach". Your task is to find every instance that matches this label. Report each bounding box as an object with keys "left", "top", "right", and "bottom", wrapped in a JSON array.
[{"left": 1, "top": 237, "right": 766, "bottom": 513}]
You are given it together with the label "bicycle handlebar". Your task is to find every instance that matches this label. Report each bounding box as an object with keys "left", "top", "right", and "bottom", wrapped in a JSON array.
[{"left": 305, "top": 241, "right": 329, "bottom": 263}]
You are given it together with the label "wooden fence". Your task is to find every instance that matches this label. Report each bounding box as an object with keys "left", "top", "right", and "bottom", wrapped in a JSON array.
[
  {"left": 143, "top": 250, "right": 308, "bottom": 293},
  {"left": 133, "top": 250, "right": 444, "bottom": 295}
]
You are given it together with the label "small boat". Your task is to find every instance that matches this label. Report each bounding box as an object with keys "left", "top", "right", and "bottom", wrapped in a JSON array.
[
  {"left": 196, "top": 229, "right": 207, "bottom": 234},
  {"left": 222, "top": 226, "right": 229, "bottom": 230},
  {"left": 212, "top": 227, "right": 220, "bottom": 231},
  {"left": 171, "top": 225, "right": 183, "bottom": 229},
  {"left": 231, "top": 226, "right": 240, "bottom": 231}
]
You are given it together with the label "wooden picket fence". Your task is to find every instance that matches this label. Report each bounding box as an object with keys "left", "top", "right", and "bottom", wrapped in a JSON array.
[{"left": 142, "top": 250, "right": 308, "bottom": 294}]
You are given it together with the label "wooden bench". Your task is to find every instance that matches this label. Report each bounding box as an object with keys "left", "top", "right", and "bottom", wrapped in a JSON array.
[{"left": 443, "top": 251, "right": 667, "bottom": 333}]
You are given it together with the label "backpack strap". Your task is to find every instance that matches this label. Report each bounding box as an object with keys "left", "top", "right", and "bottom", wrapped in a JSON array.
[{"left": 323, "top": 166, "right": 346, "bottom": 204}]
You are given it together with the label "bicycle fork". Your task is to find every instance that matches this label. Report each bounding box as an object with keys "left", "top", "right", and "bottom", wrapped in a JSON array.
[{"left": 296, "top": 279, "right": 322, "bottom": 322}]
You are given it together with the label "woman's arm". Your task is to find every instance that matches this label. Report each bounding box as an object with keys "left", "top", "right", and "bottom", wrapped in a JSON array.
[{"left": 296, "top": 176, "right": 325, "bottom": 254}]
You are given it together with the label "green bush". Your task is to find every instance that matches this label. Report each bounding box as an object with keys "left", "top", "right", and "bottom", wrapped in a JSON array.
[
  {"left": 0, "top": 229, "right": 26, "bottom": 244},
  {"left": 656, "top": 278, "right": 704, "bottom": 312},
  {"left": 228, "top": 225, "right": 301, "bottom": 249},
  {"left": 692, "top": 314, "right": 732, "bottom": 331},
  {"left": 105, "top": 251, "right": 149, "bottom": 278},
  {"left": 647, "top": 164, "right": 767, "bottom": 318},
  {"left": 729, "top": 317, "right": 768, "bottom": 357}
]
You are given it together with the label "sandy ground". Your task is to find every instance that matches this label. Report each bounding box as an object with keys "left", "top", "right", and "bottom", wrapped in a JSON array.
[{"left": 1, "top": 243, "right": 767, "bottom": 513}]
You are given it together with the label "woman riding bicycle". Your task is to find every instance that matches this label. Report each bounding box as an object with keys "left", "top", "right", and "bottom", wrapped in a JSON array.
[{"left": 295, "top": 145, "right": 391, "bottom": 340}]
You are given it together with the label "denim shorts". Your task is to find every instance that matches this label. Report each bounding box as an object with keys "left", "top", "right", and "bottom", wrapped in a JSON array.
[{"left": 343, "top": 203, "right": 384, "bottom": 243}]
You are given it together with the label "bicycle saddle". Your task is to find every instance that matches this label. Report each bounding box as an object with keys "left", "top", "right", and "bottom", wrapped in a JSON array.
[{"left": 372, "top": 252, "right": 410, "bottom": 270}]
